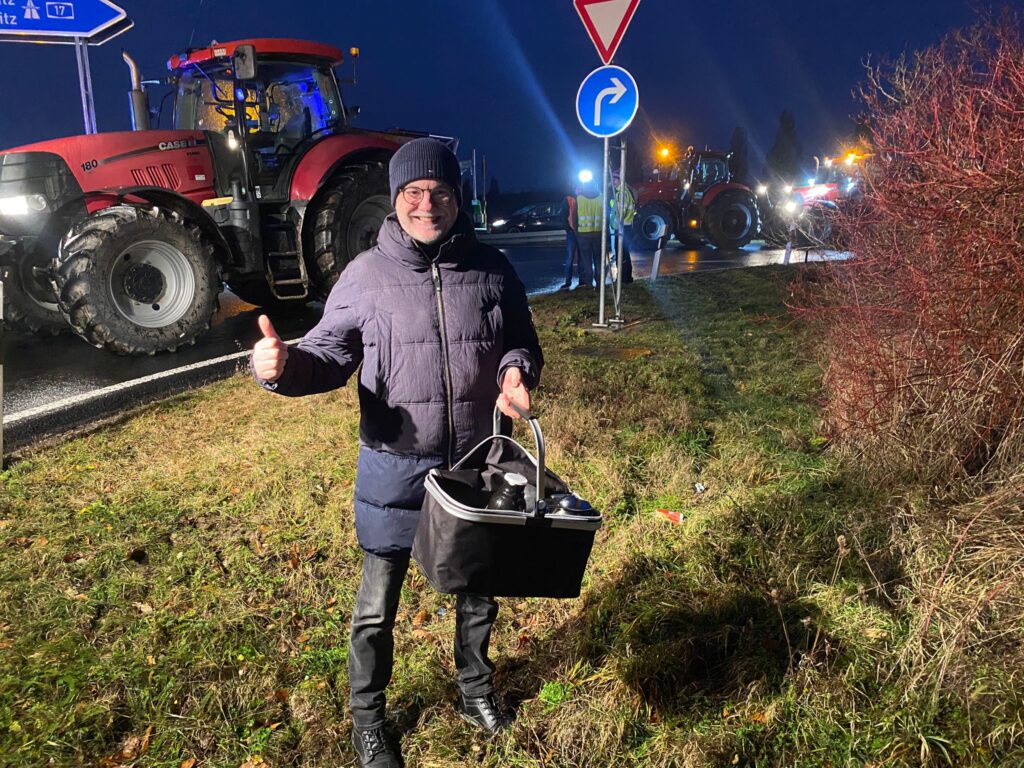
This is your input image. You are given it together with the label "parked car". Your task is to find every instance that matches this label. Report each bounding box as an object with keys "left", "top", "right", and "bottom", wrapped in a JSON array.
[{"left": 490, "top": 202, "right": 564, "bottom": 233}]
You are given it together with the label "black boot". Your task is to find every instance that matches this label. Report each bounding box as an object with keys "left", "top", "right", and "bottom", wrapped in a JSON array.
[
  {"left": 457, "top": 692, "right": 513, "bottom": 734},
  {"left": 351, "top": 725, "right": 403, "bottom": 767}
]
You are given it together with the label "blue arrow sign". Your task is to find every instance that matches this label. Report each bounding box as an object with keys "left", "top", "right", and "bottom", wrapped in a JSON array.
[
  {"left": 576, "top": 65, "right": 639, "bottom": 139},
  {"left": 0, "top": 0, "right": 129, "bottom": 43}
]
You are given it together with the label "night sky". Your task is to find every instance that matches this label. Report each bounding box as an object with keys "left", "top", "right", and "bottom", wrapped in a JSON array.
[{"left": 0, "top": 0, "right": 1006, "bottom": 191}]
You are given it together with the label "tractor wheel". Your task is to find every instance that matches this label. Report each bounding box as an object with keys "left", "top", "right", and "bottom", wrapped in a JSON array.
[
  {"left": 703, "top": 191, "right": 759, "bottom": 250},
  {"left": 633, "top": 202, "right": 676, "bottom": 249},
  {"left": 1, "top": 253, "right": 66, "bottom": 335},
  {"left": 310, "top": 160, "right": 391, "bottom": 297},
  {"left": 56, "top": 205, "right": 220, "bottom": 355}
]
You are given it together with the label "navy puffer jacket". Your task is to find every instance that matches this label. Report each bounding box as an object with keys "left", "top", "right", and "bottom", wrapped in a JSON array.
[{"left": 259, "top": 213, "right": 543, "bottom": 556}]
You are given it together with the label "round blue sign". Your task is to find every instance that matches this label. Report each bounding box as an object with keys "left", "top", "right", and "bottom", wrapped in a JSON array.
[{"left": 575, "top": 65, "right": 639, "bottom": 139}]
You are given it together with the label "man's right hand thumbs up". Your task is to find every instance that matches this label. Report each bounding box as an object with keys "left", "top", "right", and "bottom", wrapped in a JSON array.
[{"left": 253, "top": 314, "right": 289, "bottom": 382}]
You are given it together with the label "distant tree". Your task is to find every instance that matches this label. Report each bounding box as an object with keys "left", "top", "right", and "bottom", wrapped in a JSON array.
[
  {"left": 487, "top": 177, "right": 501, "bottom": 201},
  {"left": 765, "top": 110, "right": 803, "bottom": 183},
  {"left": 728, "top": 126, "right": 750, "bottom": 185}
]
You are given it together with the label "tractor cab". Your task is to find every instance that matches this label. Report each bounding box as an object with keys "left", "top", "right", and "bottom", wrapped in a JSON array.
[
  {"left": 680, "top": 151, "right": 731, "bottom": 199},
  {"left": 168, "top": 40, "right": 348, "bottom": 200}
]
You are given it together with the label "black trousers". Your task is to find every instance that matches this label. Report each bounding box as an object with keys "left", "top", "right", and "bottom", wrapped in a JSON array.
[{"left": 348, "top": 551, "right": 499, "bottom": 728}]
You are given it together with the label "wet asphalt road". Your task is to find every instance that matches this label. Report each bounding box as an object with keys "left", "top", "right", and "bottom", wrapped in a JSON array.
[{"left": 1, "top": 240, "right": 825, "bottom": 417}]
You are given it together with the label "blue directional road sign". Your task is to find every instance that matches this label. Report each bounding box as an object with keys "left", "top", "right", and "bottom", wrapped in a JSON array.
[
  {"left": 0, "top": 0, "right": 131, "bottom": 45},
  {"left": 576, "top": 65, "right": 639, "bottom": 139}
]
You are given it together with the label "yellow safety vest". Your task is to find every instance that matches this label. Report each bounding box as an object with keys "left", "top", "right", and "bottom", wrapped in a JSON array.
[
  {"left": 577, "top": 194, "right": 604, "bottom": 233},
  {"left": 610, "top": 184, "right": 636, "bottom": 229},
  {"left": 619, "top": 184, "right": 636, "bottom": 225}
]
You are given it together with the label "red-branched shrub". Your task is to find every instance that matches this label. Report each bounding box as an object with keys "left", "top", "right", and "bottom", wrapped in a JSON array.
[{"left": 793, "top": 13, "right": 1024, "bottom": 488}]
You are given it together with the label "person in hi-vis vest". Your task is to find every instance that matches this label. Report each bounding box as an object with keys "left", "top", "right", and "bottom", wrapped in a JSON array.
[{"left": 575, "top": 183, "right": 603, "bottom": 288}]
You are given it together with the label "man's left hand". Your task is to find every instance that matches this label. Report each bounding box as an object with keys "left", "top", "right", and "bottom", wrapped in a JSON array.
[{"left": 497, "top": 367, "right": 531, "bottom": 419}]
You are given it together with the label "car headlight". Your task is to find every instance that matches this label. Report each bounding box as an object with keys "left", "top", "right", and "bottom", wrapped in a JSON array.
[
  {"left": 491, "top": 218, "right": 507, "bottom": 228},
  {"left": 0, "top": 194, "right": 48, "bottom": 216}
]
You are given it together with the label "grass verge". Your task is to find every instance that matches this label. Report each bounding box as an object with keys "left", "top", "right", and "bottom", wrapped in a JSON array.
[{"left": 2, "top": 266, "right": 1019, "bottom": 767}]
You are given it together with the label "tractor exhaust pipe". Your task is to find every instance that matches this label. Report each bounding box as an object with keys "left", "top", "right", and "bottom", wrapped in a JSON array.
[{"left": 123, "top": 50, "right": 151, "bottom": 131}]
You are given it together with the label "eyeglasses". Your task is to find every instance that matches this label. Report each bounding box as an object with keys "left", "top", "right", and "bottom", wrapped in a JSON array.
[{"left": 399, "top": 185, "right": 454, "bottom": 206}]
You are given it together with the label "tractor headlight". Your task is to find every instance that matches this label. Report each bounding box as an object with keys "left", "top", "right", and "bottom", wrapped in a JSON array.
[
  {"left": 783, "top": 200, "right": 801, "bottom": 217},
  {"left": 756, "top": 184, "right": 768, "bottom": 196},
  {"left": 0, "top": 194, "right": 48, "bottom": 216}
]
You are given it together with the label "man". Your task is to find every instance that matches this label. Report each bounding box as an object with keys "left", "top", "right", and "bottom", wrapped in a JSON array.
[
  {"left": 558, "top": 186, "right": 580, "bottom": 290},
  {"left": 575, "top": 182, "right": 603, "bottom": 289},
  {"left": 610, "top": 171, "right": 635, "bottom": 284},
  {"left": 252, "top": 138, "right": 543, "bottom": 767}
]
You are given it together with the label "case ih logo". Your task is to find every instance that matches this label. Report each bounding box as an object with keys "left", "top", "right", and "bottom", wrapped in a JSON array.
[{"left": 158, "top": 138, "right": 197, "bottom": 151}]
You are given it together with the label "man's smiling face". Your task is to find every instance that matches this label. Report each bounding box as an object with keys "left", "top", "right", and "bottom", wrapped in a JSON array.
[{"left": 394, "top": 179, "right": 459, "bottom": 245}]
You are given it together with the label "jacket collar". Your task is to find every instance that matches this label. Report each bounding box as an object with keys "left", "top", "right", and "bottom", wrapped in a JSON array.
[{"left": 375, "top": 212, "right": 478, "bottom": 270}]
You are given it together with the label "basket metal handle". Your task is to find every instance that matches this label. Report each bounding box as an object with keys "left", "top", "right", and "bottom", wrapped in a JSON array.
[{"left": 493, "top": 402, "right": 546, "bottom": 515}]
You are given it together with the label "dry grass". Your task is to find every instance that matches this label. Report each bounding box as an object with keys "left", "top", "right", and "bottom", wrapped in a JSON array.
[{"left": 2, "top": 266, "right": 1022, "bottom": 766}]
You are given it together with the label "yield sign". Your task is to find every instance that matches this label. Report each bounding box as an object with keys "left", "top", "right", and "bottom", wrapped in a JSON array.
[{"left": 574, "top": 0, "right": 641, "bottom": 65}]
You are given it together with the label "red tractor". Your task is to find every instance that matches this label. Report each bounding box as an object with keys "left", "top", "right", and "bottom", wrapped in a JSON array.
[
  {"left": 758, "top": 151, "right": 867, "bottom": 248},
  {"left": 0, "top": 38, "right": 425, "bottom": 354},
  {"left": 632, "top": 148, "right": 760, "bottom": 250}
]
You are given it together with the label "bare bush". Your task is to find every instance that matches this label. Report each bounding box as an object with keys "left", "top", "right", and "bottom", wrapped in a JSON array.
[{"left": 793, "top": 12, "right": 1024, "bottom": 489}]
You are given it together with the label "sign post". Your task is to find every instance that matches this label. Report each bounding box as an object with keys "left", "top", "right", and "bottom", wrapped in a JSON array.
[
  {"left": 0, "top": 0, "right": 132, "bottom": 134},
  {"left": 574, "top": 0, "right": 641, "bottom": 329},
  {"left": 576, "top": 65, "right": 638, "bottom": 328}
]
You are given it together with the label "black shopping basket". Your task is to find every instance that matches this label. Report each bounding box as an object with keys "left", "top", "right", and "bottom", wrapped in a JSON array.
[{"left": 412, "top": 404, "right": 602, "bottom": 598}]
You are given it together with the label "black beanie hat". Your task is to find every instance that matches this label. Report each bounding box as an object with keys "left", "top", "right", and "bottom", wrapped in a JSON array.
[{"left": 389, "top": 138, "right": 463, "bottom": 206}]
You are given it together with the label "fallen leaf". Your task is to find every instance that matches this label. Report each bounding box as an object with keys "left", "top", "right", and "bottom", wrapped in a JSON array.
[
  {"left": 411, "top": 609, "right": 430, "bottom": 627},
  {"left": 240, "top": 756, "right": 265, "bottom": 767},
  {"left": 147, "top": 655, "right": 157, "bottom": 666},
  {"left": 180, "top": 759, "right": 197, "bottom": 768},
  {"left": 133, "top": 602, "right": 154, "bottom": 614},
  {"left": 140, "top": 725, "right": 154, "bottom": 752},
  {"left": 749, "top": 711, "right": 768, "bottom": 723},
  {"left": 274, "top": 689, "right": 289, "bottom": 702},
  {"left": 411, "top": 629, "right": 435, "bottom": 642},
  {"left": 34, "top": 536, "right": 48, "bottom": 548}
]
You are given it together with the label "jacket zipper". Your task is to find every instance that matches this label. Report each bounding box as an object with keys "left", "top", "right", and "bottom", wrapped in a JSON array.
[{"left": 431, "top": 261, "right": 456, "bottom": 469}]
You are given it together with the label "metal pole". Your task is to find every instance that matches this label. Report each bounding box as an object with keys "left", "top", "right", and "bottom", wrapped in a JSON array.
[
  {"left": 83, "top": 39, "right": 97, "bottom": 133},
  {"left": 481, "top": 154, "right": 488, "bottom": 229},
  {"left": 595, "top": 136, "right": 609, "bottom": 327},
  {"left": 472, "top": 148, "right": 478, "bottom": 201},
  {"left": 1, "top": 279, "right": 4, "bottom": 466},
  {"left": 610, "top": 138, "right": 627, "bottom": 324},
  {"left": 74, "top": 38, "right": 97, "bottom": 134}
]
